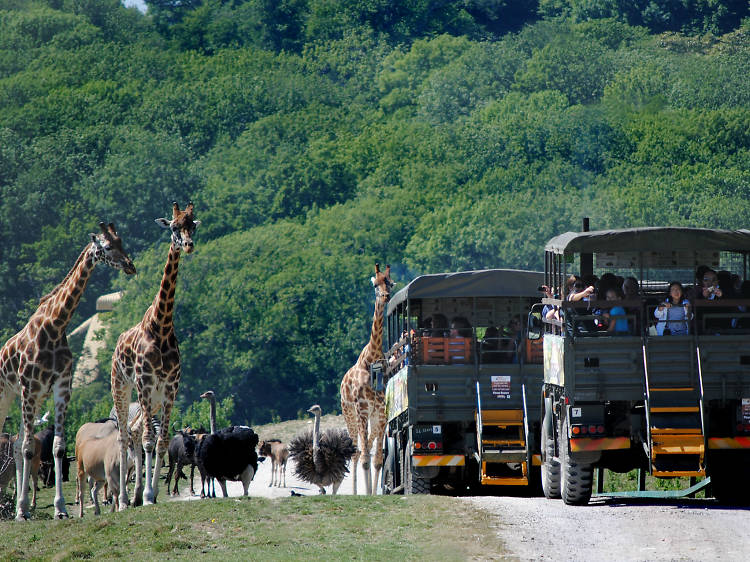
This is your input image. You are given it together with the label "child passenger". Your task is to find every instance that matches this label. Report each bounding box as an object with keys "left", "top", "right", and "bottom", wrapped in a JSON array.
[
  {"left": 598, "top": 288, "right": 629, "bottom": 334},
  {"left": 654, "top": 282, "right": 690, "bottom": 336}
]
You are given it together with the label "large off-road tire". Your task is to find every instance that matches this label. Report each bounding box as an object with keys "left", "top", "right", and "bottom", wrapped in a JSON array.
[
  {"left": 541, "top": 401, "right": 561, "bottom": 499},
  {"left": 382, "top": 437, "right": 396, "bottom": 495},
  {"left": 403, "top": 446, "right": 430, "bottom": 495},
  {"left": 709, "top": 455, "right": 750, "bottom": 505},
  {"left": 560, "top": 427, "right": 593, "bottom": 506}
]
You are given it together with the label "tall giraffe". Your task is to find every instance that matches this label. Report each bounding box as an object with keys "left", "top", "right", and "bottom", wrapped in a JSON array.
[
  {"left": 340, "top": 263, "right": 394, "bottom": 495},
  {"left": 111, "top": 202, "right": 199, "bottom": 509},
  {"left": 0, "top": 223, "right": 135, "bottom": 520}
]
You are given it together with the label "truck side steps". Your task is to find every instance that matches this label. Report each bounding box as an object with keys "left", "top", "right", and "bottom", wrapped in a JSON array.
[
  {"left": 644, "top": 340, "right": 706, "bottom": 478},
  {"left": 648, "top": 387, "right": 705, "bottom": 477},
  {"left": 476, "top": 409, "right": 529, "bottom": 485}
]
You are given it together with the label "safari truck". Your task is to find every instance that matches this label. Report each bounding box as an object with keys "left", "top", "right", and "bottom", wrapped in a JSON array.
[
  {"left": 538, "top": 226, "right": 750, "bottom": 505},
  {"left": 378, "top": 269, "right": 545, "bottom": 494}
]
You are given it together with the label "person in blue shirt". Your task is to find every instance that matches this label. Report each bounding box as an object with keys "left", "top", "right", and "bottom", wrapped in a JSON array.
[
  {"left": 654, "top": 281, "right": 690, "bottom": 335},
  {"left": 599, "top": 287, "right": 629, "bottom": 334}
]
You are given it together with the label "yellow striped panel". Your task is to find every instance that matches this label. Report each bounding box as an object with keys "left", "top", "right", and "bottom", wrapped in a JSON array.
[
  {"left": 650, "top": 406, "right": 700, "bottom": 413},
  {"left": 708, "top": 437, "right": 750, "bottom": 449},
  {"left": 413, "top": 455, "right": 465, "bottom": 467},
  {"left": 570, "top": 437, "right": 630, "bottom": 452}
]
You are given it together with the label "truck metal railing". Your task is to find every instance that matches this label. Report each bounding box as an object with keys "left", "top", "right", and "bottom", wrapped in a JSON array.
[
  {"left": 694, "top": 345, "right": 707, "bottom": 437},
  {"left": 543, "top": 297, "right": 750, "bottom": 338},
  {"left": 641, "top": 343, "right": 653, "bottom": 462}
]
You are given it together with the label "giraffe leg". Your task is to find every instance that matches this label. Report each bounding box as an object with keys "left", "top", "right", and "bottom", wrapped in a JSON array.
[
  {"left": 151, "top": 392, "right": 176, "bottom": 503},
  {"left": 139, "top": 394, "right": 156, "bottom": 505},
  {"left": 15, "top": 389, "right": 37, "bottom": 520},
  {"left": 357, "top": 401, "right": 373, "bottom": 496},
  {"left": 371, "top": 397, "right": 388, "bottom": 495},
  {"left": 341, "top": 389, "right": 361, "bottom": 495},
  {"left": 112, "top": 383, "right": 133, "bottom": 511},
  {"left": 51, "top": 377, "right": 72, "bottom": 518}
]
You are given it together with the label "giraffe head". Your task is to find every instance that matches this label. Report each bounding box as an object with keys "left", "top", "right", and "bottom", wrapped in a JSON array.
[
  {"left": 90, "top": 222, "right": 136, "bottom": 274},
  {"left": 155, "top": 201, "right": 201, "bottom": 254},
  {"left": 371, "top": 263, "right": 394, "bottom": 302}
]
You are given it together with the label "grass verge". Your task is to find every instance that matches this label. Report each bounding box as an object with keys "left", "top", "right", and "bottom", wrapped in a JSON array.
[{"left": 1, "top": 482, "right": 507, "bottom": 561}]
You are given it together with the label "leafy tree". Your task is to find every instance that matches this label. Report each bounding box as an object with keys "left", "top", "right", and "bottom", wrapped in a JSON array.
[{"left": 513, "top": 33, "right": 616, "bottom": 104}]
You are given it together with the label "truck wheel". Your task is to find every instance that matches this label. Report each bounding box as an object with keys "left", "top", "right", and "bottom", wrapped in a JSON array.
[
  {"left": 382, "top": 437, "right": 396, "bottom": 495},
  {"left": 710, "top": 456, "right": 750, "bottom": 505},
  {"left": 541, "top": 401, "right": 561, "bottom": 499},
  {"left": 560, "top": 431, "right": 593, "bottom": 505},
  {"left": 403, "top": 448, "right": 430, "bottom": 495}
]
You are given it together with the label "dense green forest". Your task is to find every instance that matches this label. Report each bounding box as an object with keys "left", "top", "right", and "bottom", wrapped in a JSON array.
[{"left": 1, "top": 0, "right": 750, "bottom": 432}]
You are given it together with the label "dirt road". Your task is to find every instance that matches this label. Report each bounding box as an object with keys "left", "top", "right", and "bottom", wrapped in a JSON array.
[{"left": 466, "top": 495, "right": 750, "bottom": 561}]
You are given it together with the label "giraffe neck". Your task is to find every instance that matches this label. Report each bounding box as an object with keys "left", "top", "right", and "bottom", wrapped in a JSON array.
[
  {"left": 36, "top": 243, "right": 97, "bottom": 331},
  {"left": 358, "top": 293, "right": 386, "bottom": 368},
  {"left": 145, "top": 243, "right": 181, "bottom": 335}
]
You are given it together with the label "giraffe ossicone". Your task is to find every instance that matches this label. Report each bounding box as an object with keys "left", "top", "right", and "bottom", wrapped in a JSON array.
[{"left": 0, "top": 222, "right": 135, "bottom": 520}]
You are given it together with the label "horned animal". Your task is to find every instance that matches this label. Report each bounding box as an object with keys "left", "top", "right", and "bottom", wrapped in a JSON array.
[
  {"left": 75, "top": 419, "right": 134, "bottom": 516},
  {"left": 0, "top": 433, "right": 42, "bottom": 508},
  {"left": 164, "top": 430, "right": 197, "bottom": 496},
  {"left": 259, "top": 439, "right": 288, "bottom": 488}
]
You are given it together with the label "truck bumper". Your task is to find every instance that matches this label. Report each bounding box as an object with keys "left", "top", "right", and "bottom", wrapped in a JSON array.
[
  {"left": 570, "top": 437, "right": 630, "bottom": 452},
  {"left": 708, "top": 437, "right": 750, "bottom": 449},
  {"left": 412, "top": 455, "right": 466, "bottom": 467}
]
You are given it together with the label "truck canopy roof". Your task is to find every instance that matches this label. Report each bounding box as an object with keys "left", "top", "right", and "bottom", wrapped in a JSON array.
[
  {"left": 545, "top": 227, "right": 750, "bottom": 254},
  {"left": 387, "top": 269, "right": 544, "bottom": 316}
]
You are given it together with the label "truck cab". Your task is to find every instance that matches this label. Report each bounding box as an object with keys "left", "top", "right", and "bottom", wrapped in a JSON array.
[
  {"left": 539, "top": 227, "right": 750, "bottom": 504},
  {"left": 380, "top": 269, "right": 544, "bottom": 494}
]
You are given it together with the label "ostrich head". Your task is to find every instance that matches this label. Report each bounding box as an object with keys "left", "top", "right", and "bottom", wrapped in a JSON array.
[
  {"left": 307, "top": 405, "right": 322, "bottom": 417},
  {"left": 200, "top": 390, "right": 215, "bottom": 402}
]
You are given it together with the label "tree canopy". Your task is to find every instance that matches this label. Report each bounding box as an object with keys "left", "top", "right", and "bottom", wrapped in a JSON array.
[{"left": 1, "top": 0, "right": 749, "bottom": 432}]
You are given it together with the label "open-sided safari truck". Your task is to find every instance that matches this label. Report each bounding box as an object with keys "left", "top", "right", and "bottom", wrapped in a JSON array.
[
  {"left": 379, "top": 269, "right": 544, "bottom": 494},
  {"left": 539, "top": 227, "right": 750, "bottom": 505}
]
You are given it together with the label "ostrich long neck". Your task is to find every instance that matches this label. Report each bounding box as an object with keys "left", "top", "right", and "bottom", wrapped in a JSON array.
[
  {"left": 209, "top": 398, "right": 216, "bottom": 434},
  {"left": 312, "top": 412, "right": 320, "bottom": 453}
]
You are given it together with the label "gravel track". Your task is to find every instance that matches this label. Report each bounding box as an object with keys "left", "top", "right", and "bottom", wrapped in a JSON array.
[{"left": 465, "top": 495, "right": 750, "bottom": 561}]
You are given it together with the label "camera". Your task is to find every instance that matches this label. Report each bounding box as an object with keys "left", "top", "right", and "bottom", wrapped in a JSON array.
[{"left": 538, "top": 285, "right": 546, "bottom": 292}]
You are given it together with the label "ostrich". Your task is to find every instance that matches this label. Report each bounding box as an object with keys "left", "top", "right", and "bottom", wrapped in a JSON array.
[
  {"left": 201, "top": 391, "right": 217, "bottom": 434},
  {"left": 288, "top": 405, "right": 355, "bottom": 495},
  {"left": 197, "top": 390, "right": 217, "bottom": 497},
  {"left": 195, "top": 390, "right": 259, "bottom": 498}
]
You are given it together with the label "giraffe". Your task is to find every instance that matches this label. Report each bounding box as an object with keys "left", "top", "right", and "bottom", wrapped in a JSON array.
[
  {"left": 111, "top": 202, "right": 199, "bottom": 509},
  {"left": 340, "top": 263, "right": 394, "bottom": 495},
  {"left": 0, "top": 223, "right": 135, "bottom": 520}
]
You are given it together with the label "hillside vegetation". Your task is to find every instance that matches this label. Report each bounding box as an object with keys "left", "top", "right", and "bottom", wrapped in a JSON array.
[{"left": 1, "top": 1, "right": 750, "bottom": 431}]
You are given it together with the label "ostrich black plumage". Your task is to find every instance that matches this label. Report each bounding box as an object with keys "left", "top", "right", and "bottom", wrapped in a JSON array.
[{"left": 288, "top": 405, "right": 355, "bottom": 495}]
